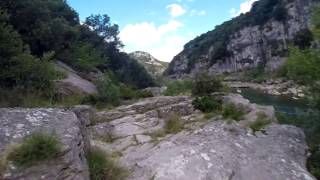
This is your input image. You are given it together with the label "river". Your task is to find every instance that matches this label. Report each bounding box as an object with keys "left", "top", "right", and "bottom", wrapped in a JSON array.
[{"left": 235, "top": 88, "right": 310, "bottom": 116}]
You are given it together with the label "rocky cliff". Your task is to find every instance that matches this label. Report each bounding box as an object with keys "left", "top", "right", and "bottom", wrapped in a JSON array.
[
  {"left": 165, "top": 0, "right": 317, "bottom": 77},
  {"left": 129, "top": 51, "right": 169, "bottom": 77}
]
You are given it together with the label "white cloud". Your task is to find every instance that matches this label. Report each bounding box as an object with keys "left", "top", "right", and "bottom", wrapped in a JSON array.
[
  {"left": 229, "top": 0, "right": 258, "bottom": 17},
  {"left": 166, "top": 4, "right": 187, "bottom": 18},
  {"left": 120, "top": 20, "right": 188, "bottom": 62},
  {"left": 190, "top": 9, "right": 206, "bottom": 16}
]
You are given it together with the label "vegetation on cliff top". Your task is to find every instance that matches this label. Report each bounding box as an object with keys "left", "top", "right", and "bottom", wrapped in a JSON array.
[{"left": 165, "top": 0, "right": 288, "bottom": 75}]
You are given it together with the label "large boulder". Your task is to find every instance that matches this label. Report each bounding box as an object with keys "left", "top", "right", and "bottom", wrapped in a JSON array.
[
  {"left": 54, "top": 61, "right": 97, "bottom": 96},
  {"left": 0, "top": 106, "right": 92, "bottom": 180}
]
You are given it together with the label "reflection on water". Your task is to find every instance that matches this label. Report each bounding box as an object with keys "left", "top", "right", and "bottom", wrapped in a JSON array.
[{"left": 235, "top": 88, "right": 310, "bottom": 116}]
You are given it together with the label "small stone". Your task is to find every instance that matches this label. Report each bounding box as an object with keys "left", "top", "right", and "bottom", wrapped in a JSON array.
[{"left": 200, "top": 153, "right": 210, "bottom": 161}]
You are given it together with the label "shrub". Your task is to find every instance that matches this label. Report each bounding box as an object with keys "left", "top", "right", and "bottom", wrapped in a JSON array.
[
  {"left": 135, "top": 90, "right": 154, "bottom": 99},
  {"left": 192, "top": 96, "right": 222, "bottom": 113},
  {"left": 164, "top": 113, "right": 184, "bottom": 134},
  {"left": 95, "top": 75, "right": 120, "bottom": 106},
  {"left": 118, "top": 84, "right": 138, "bottom": 100},
  {"left": 249, "top": 112, "right": 271, "bottom": 133},
  {"left": 308, "top": 151, "right": 320, "bottom": 179},
  {"left": 7, "top": 133, "right": 60, "bottom": 166},
  {"left": 222, "top": 104, "right": 245, "bottom": 121},
  {"left": 192, "top": 74, "right": 223, "bottom": 96},
  {"left": 285, "top": 47, "right": 320, "bottom": 84},
  {"left": 164, "top": 79, "right": 193, "bottom": 96},
  {"left": 88, "top": 148, "right": 129, "bottom": 180},
  {"left": 58, "top": 42, "right": 104, "bottom": 72}
]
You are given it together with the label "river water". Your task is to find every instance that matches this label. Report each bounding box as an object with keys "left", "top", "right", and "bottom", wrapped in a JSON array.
[{"left": 236, "top": 88, "right": 310, "bottom": 116}]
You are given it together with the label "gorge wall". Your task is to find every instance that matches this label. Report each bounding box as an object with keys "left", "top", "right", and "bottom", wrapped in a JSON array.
[{"left": 165, "top": 0, "right": 317, "bottom": 77}]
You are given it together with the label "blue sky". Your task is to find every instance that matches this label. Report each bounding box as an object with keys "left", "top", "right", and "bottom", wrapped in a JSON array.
[{"left": 67, "top": 0, "right": 257, "bottom": 62}]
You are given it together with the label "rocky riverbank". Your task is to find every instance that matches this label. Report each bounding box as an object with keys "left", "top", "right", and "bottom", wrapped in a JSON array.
[{"left": 226, "top": 79, "right": 306, "bottom": 99}]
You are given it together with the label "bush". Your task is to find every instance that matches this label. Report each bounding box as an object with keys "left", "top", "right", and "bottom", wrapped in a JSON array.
[
  {"left": 0, "top": 17, "right": 59, "bottom": 94},
  {"left": 249, "top": 112, "right": 271, "bottom": 133},
  {"left": 95, "top": 75, "right": 120, "bottom": 106},
  {"left": 58, "top": 42, "right": 104, "bottom": 72},
  {"left": 242, "top": 65, "right": 269, "bottom": 83},
  {"left": 136, "top": 90, "right": 154, "bottom": 99},
  {"left": 192, "top": 74, "right": 223, "bottom": 96},
  {"left": 284, "top": 47, "right": 320, "bottom": 84},
  {"left": 7, "top": 133, "right": 60, "bottom": 166},
  {"left": 164, "top": 113, "right": 184, "bottom": 134},
  {"left": 88, "top": 148, "right": 129, "bottom": 180},
  {"left": 164, "top": 80, "right": 193, "bottom": 96},
  {"left": 222, "top": 104, "right": 245, "bottom": 121},
  {"left": 192, "top": 96, "right": 222, "bottom": 113}
]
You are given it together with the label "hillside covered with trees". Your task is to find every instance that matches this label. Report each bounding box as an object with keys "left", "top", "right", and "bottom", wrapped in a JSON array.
[{"left": 0, "top": 0, "right": 155, "bottom": 107}]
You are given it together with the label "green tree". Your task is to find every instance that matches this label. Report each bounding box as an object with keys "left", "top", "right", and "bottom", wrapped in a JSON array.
[
  {"left": 58, "top": 42, "right": 105, "bottom": 72},
  {"left": 85, "top": 14, "right": 123, "bottom": 49},
  {"left": 0, "top": 0, "right": 79, "bottom": 56},
  {"left": 192, "top": 73, "right": 223, "bottom": 96},
  {"left": 0, "top": 10, "right": 57, "bottom": 93},
  {"left": 285, "top": 47, "right": 320, "bottom": 84}
]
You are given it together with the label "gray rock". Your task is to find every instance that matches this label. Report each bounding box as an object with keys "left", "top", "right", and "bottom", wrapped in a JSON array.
[
  {"left": 54, "top": 61, "right": 97, "bottom": 96},
  {"left": 135, "top": 135, "right": 152, "bottom": 144},
  {"left": 91, "top": 95, "right": 315, "bottom": 180},
  {"left": 123, "top": 122, "right": 314, "bottom": 180},
  {"left": 0, "top": 107, "right": 92, "bottom": 180},
  {"left": 129, "top": 51, "right": 169, "bottom": 77},
  {"left": 165, "top": 0, "right": 314, "bottom": 77}
]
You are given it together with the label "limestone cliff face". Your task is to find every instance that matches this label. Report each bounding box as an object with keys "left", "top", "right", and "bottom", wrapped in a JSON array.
[
  {"left": 165, "top": 0, "right": 317, "bottom": 77},
  {"left": 129, "top": 51, "right": 169, "bottom": 77}
]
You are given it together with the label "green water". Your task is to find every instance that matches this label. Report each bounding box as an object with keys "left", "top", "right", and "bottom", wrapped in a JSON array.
[{"left": 236, "top": 88, "right": 310, "bottom": 116}]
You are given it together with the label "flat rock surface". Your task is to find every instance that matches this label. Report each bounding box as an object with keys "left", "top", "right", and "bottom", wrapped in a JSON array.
[
  {"left": 0, "top": 107, "right": 91, "bottom": 180},
  {"left": 91, "top": 95, "right": 315, "bottom": 180}
]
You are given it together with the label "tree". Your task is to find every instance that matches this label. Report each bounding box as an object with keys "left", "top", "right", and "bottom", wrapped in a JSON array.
[
  {"left": 0, "top": 0, "right": 79, "bottom": 56},
  {"left": 0, "top": 10, "right": 57, "bottom": 92},
  {"left": 58, "top": 42, "right": 105, "bottom": 72},
  {"left": 85, "top": 14, "right": 123, "bottom": 49},
  {"left": 192, "top": 73, "right": 223, "bottom": 96}
]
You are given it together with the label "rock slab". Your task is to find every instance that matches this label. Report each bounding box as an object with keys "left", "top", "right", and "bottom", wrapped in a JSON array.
[{"left": 0, "top": 107, "right": 92, "bottom": 180}]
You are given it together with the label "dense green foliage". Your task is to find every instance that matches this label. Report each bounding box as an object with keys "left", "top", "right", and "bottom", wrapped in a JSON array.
[
  {"left": 166, "top": 0, "right": 288, "bottom": 74},
  {"left": 164, "top": 79, "right": 193, "bottom": 96},
  {"left": 0, "top": 10, "right": 61, "bottom": 106},
  {"left": 82, "top": 72, "right": 154, "bottom": 108},
  {"left": 284, "top": 47, "right": 320, "bottom": 84},
  {"left": 0, "top": 0, "right": 155, "bottom": 106},
  {"left": 88, "top": 148, "right": 128, "bottom": 180},
  {"left": 222, "top": 104, "right": 245, "bottom": 121},
  {"left": 192, "top": 74, "right": 223, "bottom": 96},
  {"left": 192, "top": 96, "right": 222, "bottom": 113},
  {"left": 7, "top": 133, "right": 60, "bottom": 166}
]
